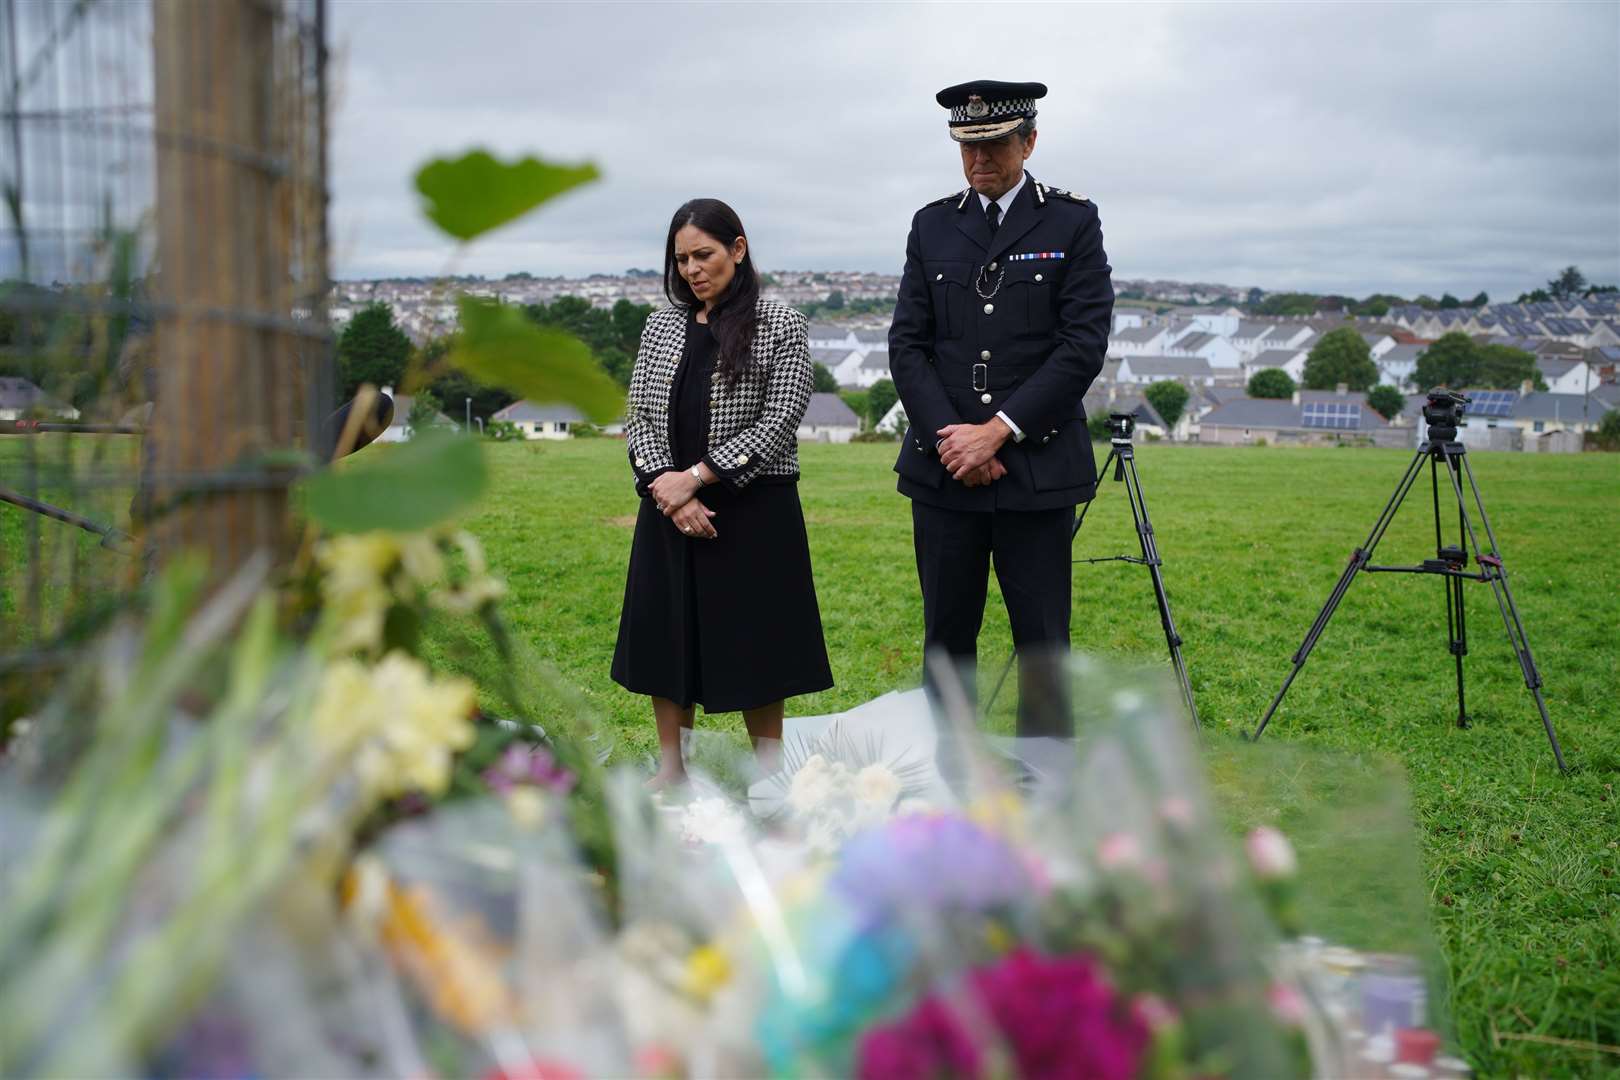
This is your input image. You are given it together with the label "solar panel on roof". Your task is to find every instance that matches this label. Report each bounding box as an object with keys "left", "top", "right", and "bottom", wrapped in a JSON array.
[
  {"left": 1301, "top": 402, "right": 1362, "bottom": 430},
  {"left": 1466, "top": 391, "right": 1517, "bottom": 418}
]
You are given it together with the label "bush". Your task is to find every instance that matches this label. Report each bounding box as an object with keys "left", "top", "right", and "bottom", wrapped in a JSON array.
[
  {"left": 1247, "top": 368, "right": 1296, "bottom": 399},
  {"left": 1088, "top": 413, "right": 1111, "bottom": 441},
  {"left": 485, "top": 420, "right": 522, "bottom": 441},
  {"left": 851, "top": 430, "right": 897, "bottom": 443}
]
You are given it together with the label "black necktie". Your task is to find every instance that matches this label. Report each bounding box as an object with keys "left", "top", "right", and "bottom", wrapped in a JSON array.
[{"left": 985, "top": 199, "right": 1001, "bottom": 234}]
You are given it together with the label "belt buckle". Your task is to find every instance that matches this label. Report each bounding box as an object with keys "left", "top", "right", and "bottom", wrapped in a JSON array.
[{"left": 972, "top": 363, "right": 988, "bottom": 392}]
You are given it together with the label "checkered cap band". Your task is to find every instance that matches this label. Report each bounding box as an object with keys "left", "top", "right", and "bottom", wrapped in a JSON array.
[{"left": 949, "top": 96, "right": 1036, "bottom": 123}]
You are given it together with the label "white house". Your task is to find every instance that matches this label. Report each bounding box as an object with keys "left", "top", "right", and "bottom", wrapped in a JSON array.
[
  {"left": 0, "top": 376, "right": 79, "bottom": 421},
  {"left": 1165, "top": 329, "right": 1243, "bottom": 369},
  {"left": 1244, "top": 348, "right": 1309, "bottom": 384},
  {"left": 377, "top": 385, "right": 454, "bottom": 443},
  {"left": 1377, "top": 343, "right": 1426, "bottom": 390},
  {"left": 808, "top": 322, "right": 858, "bottom": 352},
  {"left": 797, "top": 392, "right": 862, "bottom": 443},
  {"left": 1536, "top": 356, "right": 1596, "bottom": 396},
  {"left": 1260, "top": 324, "right": 1315, "bottom": 352},
  {"left": 846, "top": 349, "right": 891, "bottom": 389},
  {"left": 1361, "top": 331, "right": 1397, "bottom": 359},
  {"left": 1115, "top": 355, "right": 1215, "bottom": 387},
  {"left": 492, "top": 399, "right": 586, "bottom": 440},
  {"left": 1111, "top": 310, "right": 1149, "bottom": 332},
  {"left": 812, "top": 346, "right": 864, "bottom": 386},
  {"left": 876, "top": 398, "right": 909, "bottom": 435},
  {"left": 1107, "top": 324, "right": 1173, "bottom": 356},
  {"left": 851, "top": 328, "right": 889, "bottom": 354}
]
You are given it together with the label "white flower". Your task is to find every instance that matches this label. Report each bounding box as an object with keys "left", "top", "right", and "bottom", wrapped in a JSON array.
[
  {"left": 853, "top": 763, "right": 902, "bottom": 811},
  {"left": 1245, "top": 825, "right": 1298, "bottom": 880},
  {"left": 786, "top": 754, "right": 836, "bottom": 813},
  {"left": 680, "top": 797, "right": 747, "bottom": 847}
]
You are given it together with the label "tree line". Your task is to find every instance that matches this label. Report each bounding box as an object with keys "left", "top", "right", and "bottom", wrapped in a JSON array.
[{"left": 336, "top": 296, "right": 654, "bottom": 422}]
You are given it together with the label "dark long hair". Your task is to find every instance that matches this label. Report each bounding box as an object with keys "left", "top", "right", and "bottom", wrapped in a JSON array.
[{"left": 663, "top": 198, "right": 760, "bottom": 385}]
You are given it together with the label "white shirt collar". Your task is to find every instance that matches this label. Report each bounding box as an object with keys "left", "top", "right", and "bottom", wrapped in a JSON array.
[{"left": 976, "top": 171, "right": 1028, "bottom": 219}]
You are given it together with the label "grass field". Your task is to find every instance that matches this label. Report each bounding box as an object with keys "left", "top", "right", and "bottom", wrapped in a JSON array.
[{"left": 457, "top": 437, "right": 1619, "bottom": 1076}]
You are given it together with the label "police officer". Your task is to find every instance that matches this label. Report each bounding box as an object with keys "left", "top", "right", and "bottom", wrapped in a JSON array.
[{"left": 889, "top": 79, "right": 1113, "bottom": 737}]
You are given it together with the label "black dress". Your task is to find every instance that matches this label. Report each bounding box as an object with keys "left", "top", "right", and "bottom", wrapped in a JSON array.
[{"left": 611, "top": 311, "right": 834, "bottom": 713}]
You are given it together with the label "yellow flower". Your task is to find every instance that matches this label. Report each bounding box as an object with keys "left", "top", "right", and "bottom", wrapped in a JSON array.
[
  {"left": 316, "top": 532, "right": 403, "bottom": 653},
  {"left": 398, "top": 532, "right": 447, "bottom": 587},
  {"left": 310, "top": 651, "right": 476, "bottom": 804},
  {"left": 682, "top": 944, "right": 732, "bottom": 1002}
]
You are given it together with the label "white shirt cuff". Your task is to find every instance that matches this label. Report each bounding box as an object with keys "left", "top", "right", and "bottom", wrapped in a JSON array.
[{"left": 996, "top": 410, "right": 1026, "bottom": 443}]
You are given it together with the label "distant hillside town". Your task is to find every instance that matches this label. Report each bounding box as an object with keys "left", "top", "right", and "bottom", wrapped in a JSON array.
[{"left": 317, "top": 269, "right": 1619, "bottom": 454}]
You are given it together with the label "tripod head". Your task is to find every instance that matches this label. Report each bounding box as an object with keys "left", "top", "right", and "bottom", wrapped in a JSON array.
[
  {"left": 1422, "top": 389, "right": 1468, "bottom": 445},
  {"left": 1107, "top": 411, "right": 1137, "bottom": 446}
]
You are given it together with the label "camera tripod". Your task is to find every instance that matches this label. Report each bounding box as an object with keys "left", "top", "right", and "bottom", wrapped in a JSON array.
[
  {"left": 987, "top": 413, "right": 1200, "bottom": 727},
  {"left": 1251, "top": 392, "right": 1567, "bottom": 771}
]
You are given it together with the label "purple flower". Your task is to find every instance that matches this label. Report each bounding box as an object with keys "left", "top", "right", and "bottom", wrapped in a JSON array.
[
  {"left": 856, "top": 995, "right": 981, "bottom": 1080},
  {"left": 855, "top": 949, "right": 1149, "bottom": 1080},
  {"left": 831, "top": 814, "right": 1033, "bottom": 923},
  {"left": 483, "top": 743, "right": 575, "bottom": 795}
]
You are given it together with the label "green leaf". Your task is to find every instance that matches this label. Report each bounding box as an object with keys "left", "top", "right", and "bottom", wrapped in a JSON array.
[
  {"left": 415, "top": 150, "right": 599, "bottom": 241},
  {"left": 297, "top": 429, "right": 486, "bottom": 533},
  {"left": 450, "top": 296, "right": 624, "bottom": 423}
]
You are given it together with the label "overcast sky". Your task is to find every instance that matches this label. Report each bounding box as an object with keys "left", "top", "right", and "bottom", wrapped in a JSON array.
[{"left": 329, "top": 1, "right": 1620, "bottom": 301}]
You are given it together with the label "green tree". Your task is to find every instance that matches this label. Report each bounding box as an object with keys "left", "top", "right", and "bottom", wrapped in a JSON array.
[
  {"left": 522, "top": 295, "right": 650, "bottom": 388},
  {"left": 406, "top": 387, "right": 445, "bottom": 436},
  {"left": 1143, "top": 380, "right": 1189, "bottom": 430},
  {"left": 840, "top": 389, "right": 869, "bottom": 428},
  {"left": 1367, "top": 385, "right": 1406, "bottom": 420},
  {"left": 1515, "top": 288, "right": 1551, "bottom": 303},
  {"left": 1468, "top": 291, "right": 1489, "bottom": 308},
  {"left": 1302, "top": 327, "right": 1378, "bottom": 391},
  {"left": 866, "top": 378, "right": 898, "bottom": 429},
  {"left": 1087, "top": 412, "right": 1112, "bottom": 441},
  {"left": 812, "top": 363, "right": 839, "bottom": 393},
  {"left": 825, "top": 289, "right": 845, "bottom": 310},
  {"left": 1547, "top": 266, "right": 1587, "bottom": 300},
  {"left": 1244, "top": 287, "right": 1264, "bottom": 308},
  {"left": 1413, "top": 294, "right": 1439, "bottom": 310},
  {"left": 1438, "top": 293, "right": 1462, "bottom": 310},
  {"left": 1247, "top": 368, "right": 1296, "bottom": 399},
  {"left": 1597, "top": 408, "right": 1620, "bottom": 449},
  {"left": 338, "top": 302, "right": 412, "bottom": 398},
  {"left": 1414, "top": 332, "right": 1543, "bottom": 391}
]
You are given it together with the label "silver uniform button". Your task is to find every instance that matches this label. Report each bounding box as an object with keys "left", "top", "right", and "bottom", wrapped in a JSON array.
[
  {"left": 980, "top": 393, "right": 993, "bottom": 404},
  {"left": 737, "top": 454, "right": 749, "bottom": 465},
  {"left": 635, "top": 457, "right": 646, "bottom": 466},
  {"left": 983, "top": 303, "right": 994, "bottom": 315},
  {"left": 935, "top": 273, "right": 943, "bottom": 281},
  {"left": 989, "top": 261, "right": 999, "bottom": 271},
  {"left": 1042, "top": 435, "right": 1051, "bottom": 444},
  {"left": 1035, "top": 273, "right": 1043, "bottom": 282},
  {"left": 980, "top": 349, "right": 991, "bottom": 360}
]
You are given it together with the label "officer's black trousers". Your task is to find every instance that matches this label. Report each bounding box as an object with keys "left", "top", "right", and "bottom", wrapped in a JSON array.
[{"left": 911, "top": 501, "right": 1076, "bottom": 738}]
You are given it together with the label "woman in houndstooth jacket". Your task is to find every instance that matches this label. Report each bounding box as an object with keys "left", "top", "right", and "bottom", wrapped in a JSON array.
[{"left": 611, "top": 199, "right": 833, "bottom": 789}]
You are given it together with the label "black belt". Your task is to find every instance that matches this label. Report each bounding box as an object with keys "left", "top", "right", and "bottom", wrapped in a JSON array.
[{"left": 937, "top": 362, "right": 1043, "bottom": 392}]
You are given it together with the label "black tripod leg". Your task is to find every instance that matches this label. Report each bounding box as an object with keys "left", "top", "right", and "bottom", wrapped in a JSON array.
[
  {"left": 986, "top": 447, "right": 1115, "bottom": 714},
  {"left": 1122, "top": 453, "right": 1199, "bottom": 728},
  {"left": 1253, "top": 449, "right": 1431, "bottom": 741},
  {"left": 1432, "top": 456, "right": 1470, "bottom": 728},
  {"left": 1451, "top": 455, "right": 1568, "bottom": 771}
]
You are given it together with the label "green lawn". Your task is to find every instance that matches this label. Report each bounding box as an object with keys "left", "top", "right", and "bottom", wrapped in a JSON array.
[{"left": 459, "top": 437, "right": 1619, "bottom": 1077}]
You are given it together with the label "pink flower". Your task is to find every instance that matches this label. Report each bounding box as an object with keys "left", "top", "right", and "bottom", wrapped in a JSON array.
[
  {"left": 1097, "top": 832, "right": 1142, "bottom": 871},
  {"left": 1159, "top": 797, "right": 1196, "bottom": 829},
  {"left": 1245, "top": 826, "right": 1298, "bottom": 881},
  {"left": 1268, "top": 981, "right": 1309, "bottom": 1027}
]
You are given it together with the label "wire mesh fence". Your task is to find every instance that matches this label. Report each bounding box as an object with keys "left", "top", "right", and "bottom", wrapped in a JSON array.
[{"left": 1, "top": 0, "right": 332, "bottom": 711}]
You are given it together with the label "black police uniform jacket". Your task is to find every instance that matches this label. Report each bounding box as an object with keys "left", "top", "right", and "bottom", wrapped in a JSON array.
[{"left": 889, "top": 175, "right": 1113, "bottom": 512}]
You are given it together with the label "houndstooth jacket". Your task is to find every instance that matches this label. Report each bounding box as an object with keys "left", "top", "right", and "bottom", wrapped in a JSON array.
[{"left": 625, "top": 298, "right": 813, "bottom": 495}]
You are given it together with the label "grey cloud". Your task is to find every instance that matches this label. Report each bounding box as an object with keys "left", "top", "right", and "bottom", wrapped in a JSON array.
[{"left": 329, "top": 1, "right": 1620, "bottom": 298}]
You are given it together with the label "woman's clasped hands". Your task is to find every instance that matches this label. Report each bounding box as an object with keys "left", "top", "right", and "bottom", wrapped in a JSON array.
[{"left": 649, "top": 471, "right": 719, "bottom": 539}]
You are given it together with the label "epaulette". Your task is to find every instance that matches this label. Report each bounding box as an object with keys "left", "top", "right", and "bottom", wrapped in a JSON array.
[
  {"left": 1043, "top": 186, "right": 1090, "bottom": 204},
  {"left": 925, "top": 189, "right": 969, "bottom": 210}
]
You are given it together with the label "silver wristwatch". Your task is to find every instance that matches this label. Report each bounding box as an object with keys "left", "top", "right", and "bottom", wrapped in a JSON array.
[{"left": 689, "top": 465, "right": 704, "bottom": 484}]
